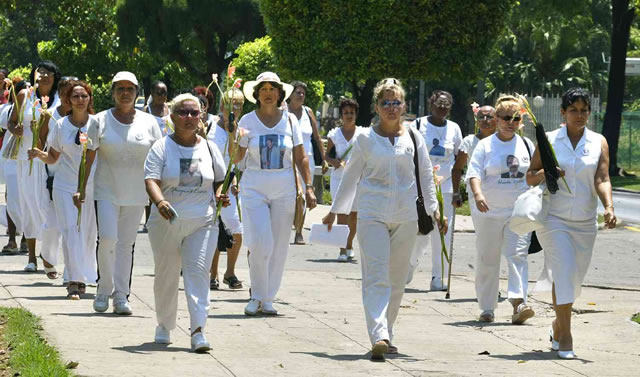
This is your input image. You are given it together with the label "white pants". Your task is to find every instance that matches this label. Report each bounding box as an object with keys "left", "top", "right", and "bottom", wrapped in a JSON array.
[
  {"left": 409, "top": 192, "right": 454, "bottom": 281},
  {"left": 220, "top": 193, "right": 243, "bottom": 235},
  {"left": 53, "top": 188, "right": 97, "bottom": 283},
  {"left": 95, "top": 200, "right": 143, "bottom": 300},
  {"left": 16, "top": 160, "right": 47, "bottom": 238},
  {"left": 4, "top": 160, "right": 23, "bottom": 233},
  {"left": 241, "top": 180, "right": 296, "bottom": 303},
  {"left": 536, "top": 216, "right": 596, "bottom": 305},
  {"left": 472, "top": 214, "right": 530, "bottom": 311},
  {"left": 358, "top": 219, "right": 417, "bottom": 345},
  {"left": 148, "top": 214, "right": 218, "bottom": 332}
]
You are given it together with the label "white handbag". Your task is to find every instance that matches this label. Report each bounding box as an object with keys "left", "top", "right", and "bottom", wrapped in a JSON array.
[{"left": 509, "top": 184, "right": 550, "bottom": 235}]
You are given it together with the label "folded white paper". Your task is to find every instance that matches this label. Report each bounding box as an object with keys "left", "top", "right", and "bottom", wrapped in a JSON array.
[{"left": 308, "top": 224, "right": 349, "bottom": 248}]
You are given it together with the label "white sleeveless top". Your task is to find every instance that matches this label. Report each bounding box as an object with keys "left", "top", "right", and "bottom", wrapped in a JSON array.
[{"left": 17, "top": 91, "right": 61, "bottom": 160}]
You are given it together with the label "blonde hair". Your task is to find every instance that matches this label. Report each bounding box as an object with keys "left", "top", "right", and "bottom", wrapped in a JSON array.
[
  {"left": 170, "top": 93, "right": 201, "bottom": 113},
  {"left": 373, "top": 78, "right": 406, "bottom": 103},
  {"left": 495, "top": 94, "right": 522, "bottom": 115}
]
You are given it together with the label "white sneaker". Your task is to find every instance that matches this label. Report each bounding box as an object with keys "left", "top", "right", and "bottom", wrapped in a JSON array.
[
  {"left": 346, "top": 249, "right": 355, "bottom": 259},
  {"left": 261, "top": 301, "right": 277, "bottom": 315},
  {"left": 430, "top": 277, "right": 447, "bottom": 291},
  {"left": 337, "top": 254, "right": 348, "bottom": 262},
  {"left": 154, "top": 326, "right": 171, "bottom": 344},
  {"left": 113, "top": 299, "right": 133, "bottom": 315},
  {"left": 479, "top": 310, "right": 495, "bottom": 323},
  {"left": 244, "top": 299, "right": 260, "bottom": 316},
  {"left": 93, "top": 294, "right": 109, "bottom": 312},
  {"left": 191, "top": 332, "right": 211, "bottom": 353}
]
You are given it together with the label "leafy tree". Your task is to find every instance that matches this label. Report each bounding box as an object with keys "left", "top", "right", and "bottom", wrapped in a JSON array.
[
  {"left": 231, "top": 36, "right": 324, "bottom": 114},
  {"left": 260, "top": 0, "right": 514, "bottom": 126},
  {"left": 602, "top": 0, "right": 638, "bottom": 175},
  {"left": 115, "top": 0, "right": 266, "bottom": 84}
]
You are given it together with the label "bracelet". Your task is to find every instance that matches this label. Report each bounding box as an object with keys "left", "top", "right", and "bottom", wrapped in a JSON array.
[
  {"left": 305, "top": 184, "right": 314, "bottom": 190},
  {"left": 155, "top": 199, "right": 167, "bottom": 207},
  {"left": 605, "top": 205, "right": 614, "bottom": 210}
]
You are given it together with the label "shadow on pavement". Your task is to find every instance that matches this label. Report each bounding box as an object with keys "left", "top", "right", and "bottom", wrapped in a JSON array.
[
  {"left": 434, "top": 298, "right": 477, "bottom": 303},
  {"left": 443, "top": 320, "right": 514, "bottom": 328},
  {"left": 2, "top": 281, "right": 59, "bottom": 288},
  {"left": 305, "top": 258, "right": 358, "bottom": 264},
  {"left": 209, "top": 313, "right": 297, "bottom": 320},
  {"left": 113, "top": 342, "right": 191, "bottom": 354},
  {"left": 291, "top": 351, "right": 365, "bottom": 361},
  {"left": 50, "top": 312, "right": 151, "bottom": 319},
  {"left": 488, "top": 351, "right": 594, "bottom": 364}
]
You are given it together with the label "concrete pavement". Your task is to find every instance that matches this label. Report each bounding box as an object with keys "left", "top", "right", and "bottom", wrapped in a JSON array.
[{"left": 0, "top": 204, "right": 639, "bottom": 376}]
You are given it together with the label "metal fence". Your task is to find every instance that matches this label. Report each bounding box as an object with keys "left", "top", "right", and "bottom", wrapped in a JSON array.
[{"left": 593, "top": 112, "right": 640, "bottom": 173}]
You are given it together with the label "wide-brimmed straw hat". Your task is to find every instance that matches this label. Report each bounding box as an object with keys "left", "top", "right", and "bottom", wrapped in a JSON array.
[{"left": 243, "top": 72, "right": 293, "bottom": 104}]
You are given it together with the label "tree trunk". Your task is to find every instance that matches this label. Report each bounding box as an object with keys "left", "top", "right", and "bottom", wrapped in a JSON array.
[
  {"left": 351, "top": 79, "right": 377, "bottom": 127},
  {"left": 602, "top": 0, "right": 635, "bottom": 176}
]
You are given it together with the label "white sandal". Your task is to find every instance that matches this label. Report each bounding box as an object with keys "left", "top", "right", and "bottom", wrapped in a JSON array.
[
  {"left": 43, "top": 266, "right": 58, "bottom": 279},
  {"left": 23, "top": 262, "right": 37, "bottom": 272}
]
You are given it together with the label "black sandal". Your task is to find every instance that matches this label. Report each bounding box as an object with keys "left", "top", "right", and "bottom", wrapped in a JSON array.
[
  {"left": 67, "top": 283, "right": 80, "bottom": 300},
  {"left": 210, "top": 278, "right": 219, "bottom": 290},
  {"left": 78, "top": 283, "right": 86, "bottom": 295},
  {"left": 223, "top": 275, "right": 243, "bottom": 289}
]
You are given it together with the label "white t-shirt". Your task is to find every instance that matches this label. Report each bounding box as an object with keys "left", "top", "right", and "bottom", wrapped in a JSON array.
[
  {"left": 238, "top": 110, "right": 302, "bottom": 171},
  {"left": 88, "top": 109, "right": 162, "bottom": 206},
  {"left": 144, "top": 136, "right": 226, "bottom": 218},
  {"left": 48, "top": 116, "right": 97, "bottom": 193},
  {"left": 466, "top": 134, "right": 534, "bottom": 217},
  {"left": 410, "top": 117, "right": 462, "bottom": 193},
  {"left": 207, "top": 121, "right": 231, "bottom": 166},
  {"left": 327, "top": 125, "right": 364, "bottom": 176},
  {"left": 298, "top": 108, "right": 313, "bottom": 158},
  {"left": 459, "top": 134, "right": 481, "bottom": 170},
  {"left": 0, "top": 104, "right": 10, "bottom": 129},
  {"left": 17, "top": 92, "right": 61, "bottom": 160}
]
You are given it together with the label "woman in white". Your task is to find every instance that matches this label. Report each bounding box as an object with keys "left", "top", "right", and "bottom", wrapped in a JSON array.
[
  {"left": 28, "top": 80, "right": 98, "bottom": 299},
  {"left": 325, "top": 98, "right": 363, "bottom": 262},
  {"left": 527, "top": 88, "right": 616, "bottom": 359},
  {"left": 207, "top": 88, "right": 245, "bottom": 290},
  {"left": 236, "top": 72, "right": 316, "bottom": 316},
  {"left": 7, "top": 61, "right": 61, "bottom": 274},
  {"left": 145, "top": 94, "right": 228, "bottom": 353},
  {"left": 80, "top": 71, "right": 162, "bottom": 315},
  {"left": 466, "top": 96, "right": 535, "bottom": 324},
  {"left": 287, "top": 80, "right": 325, "bottom": 245},
  {"left": 408, "top": 90, "right": 462, "bottom": 290},
  {"left": 323, "top": 79, "right": 444, "bottom": 361}
]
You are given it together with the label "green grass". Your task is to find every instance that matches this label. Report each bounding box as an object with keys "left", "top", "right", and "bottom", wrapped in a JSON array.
[
  {"left": 610, "top": 175, "right": 640, "bottom": 192},
  {"left": 632, "top": 313, "right": 640, "bottom": 325},
  {"left": 455, "top": 201, "right": 471, "bottom": 216},
  {"left": 0, "top": 307, "right": 71, "bottom": 377}
]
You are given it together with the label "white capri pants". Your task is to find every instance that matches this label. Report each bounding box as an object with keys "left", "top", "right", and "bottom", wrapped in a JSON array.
[
  {"left": 241, "top": 171, "right": 296, "bottom": 303},
  {"left": 53, "top": 188, "right": 98, "bottom": 284},
  {"left": 472, "top": 213, "right": 530, "bottom": 311},
  {"left": 148, "top": 214, "right": 218, "bottom": 332},
  {"left": 95, "top": 200, "right": 144, "bottom": 300},
  {"left": 357, "top": 219, "right": 417, "bottom": 345},
  {"left": 536, "top": 216, "right": 597, "bottom": 305},
  {"left": 4, "top": 159, "right": 23, "bottom": 233},
  {"left": 409, "top": 192, "right": 453, "bottom": 281},
  {"left": 220, "top": 192, "right": 243, "bottom": 235},
  {"left": 16, "top": 160, "right": 47, "bottom": 239}
]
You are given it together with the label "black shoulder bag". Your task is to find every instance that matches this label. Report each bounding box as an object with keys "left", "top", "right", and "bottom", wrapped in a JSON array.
[
  {"left": 520, "top": 136, "right": 542, "bottom": 254},
  {"left": 409, "top": 128, "right": 434, "bottom": 235},
  {"left": 304, "top": 107, "right": 323, "bottom": 166}
]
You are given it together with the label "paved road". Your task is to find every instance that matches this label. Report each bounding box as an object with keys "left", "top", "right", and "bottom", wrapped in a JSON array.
[
  {"left": 0, "top": 205, "right": 638, "bottom": 376},
  {"left": 600, "top": 190, "right": 640, "bottom": 224}
]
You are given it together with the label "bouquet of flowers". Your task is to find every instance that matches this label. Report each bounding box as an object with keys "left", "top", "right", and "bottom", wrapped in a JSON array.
[
  {"left": 76, "top": 132, "right": 90, "bottom": 230},
  {"left": 2, "top": 83, "right": 26, "bottom": 160}
]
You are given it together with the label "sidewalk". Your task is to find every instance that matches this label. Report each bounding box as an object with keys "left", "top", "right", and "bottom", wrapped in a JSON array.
[{"left": 0, "top": 205, "right": 638, "bottom": 376}]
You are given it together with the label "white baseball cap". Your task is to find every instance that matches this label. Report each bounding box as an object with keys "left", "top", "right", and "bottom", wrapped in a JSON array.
[
  {"left": 243, "top": 71, "right": 293, "bottom": 104},
  {"left": 112, "top": 71, "right": 139, "bottom": 87}
]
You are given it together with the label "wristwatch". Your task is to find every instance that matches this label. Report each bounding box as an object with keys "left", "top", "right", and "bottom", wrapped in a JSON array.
[{"left": 305, "top": 184, "right": 314, "bottom": 191}]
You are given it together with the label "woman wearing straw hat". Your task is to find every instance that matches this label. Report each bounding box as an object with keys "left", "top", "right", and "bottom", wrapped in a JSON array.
[
  {"left": 235, "top": 72, "right": 316, "bottom": 316},
  {"left": 81, "top": 71, "right": 162, "bottom": 315}
]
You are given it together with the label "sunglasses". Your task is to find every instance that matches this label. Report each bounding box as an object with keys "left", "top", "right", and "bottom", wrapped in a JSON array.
[
  {"left": 498, "top": 115, "right": 521, "bottom": 122},
  {"left": 380, "top": 100, "right": 403, "bottom": 109},
  {"left": 175, "top": 109, "right": 201, "bottom": 118},
  {"left": 477, "top": 114, "right": 494, "bottom": 121},
  {"left": 154, "top": 90, "right": 167, "bottom": 96}
]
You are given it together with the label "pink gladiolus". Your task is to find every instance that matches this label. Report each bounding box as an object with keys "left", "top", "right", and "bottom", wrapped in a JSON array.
[
  {"left": 227, "top": 65, "right": 236, "bottom": 78},
  {"left": 471, "top": 102, "right": 480, "bottom": 114},
  {"left": 433, "top": 164, "right": 440, "bottom": 172},
  {"left": 42, "top": 95, "right": 49, "bottom": 104},
  {"left": 237, "top": 127, "right": 248, "bottom": 138},
  {"left": 233, "top": 78, "right": 242, "bottom": 88}
]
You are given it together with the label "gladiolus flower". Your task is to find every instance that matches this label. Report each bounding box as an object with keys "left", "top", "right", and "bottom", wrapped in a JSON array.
[
  {"left": 227, "top": 65, "right": 236, "bottom": 78},
  {"left": 237, "top": 127, "right": 248, "bottom": 138},
  {"left": 211, "top": 73, "right": 218, "bottom": 83},
  {"left": 233, "top": 78, "right": 242, "bottom": 88},
  {"left": 470, "top": 102, "right": 480, "bottom": 114},
  {"left": 79, "top": 132, "right": 88, "bottom": 145},
  {"left": 42, "top": 95, "right": 49, "bottom": 104},
  {"left": 433, "top": 164, "right": 440, "bottom": 172}
]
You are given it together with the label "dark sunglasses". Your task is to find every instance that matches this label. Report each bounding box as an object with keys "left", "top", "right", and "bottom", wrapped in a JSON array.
[
  {"left": 498, "top": 115, "right": 521, "bottom": 122},
  {"left": 175, "top": 109, "right": 200, "bottom": 118}
]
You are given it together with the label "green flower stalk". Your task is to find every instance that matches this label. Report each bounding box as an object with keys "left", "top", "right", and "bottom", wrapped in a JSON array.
[
  {"left": 76, "top": 133, "right": 90, "bottom": 230},
  {"left": 2, "top": 83, "right": 25, "bottom": 160},
  {"left": 433, "top": 166, "right": 450, "bottom": 278},
  {"left": 29, "top": 96, "right": 52, "bottom": 175}
]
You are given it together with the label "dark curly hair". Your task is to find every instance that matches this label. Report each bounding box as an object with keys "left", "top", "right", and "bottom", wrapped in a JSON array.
[
  {"left": 253, "top": 81, "right": 286, "bottom": 108},
  {"left": 339, "top": 98, "right": 359, "bottom": 116},
  {"left": 561, "top": 87, "right": 591, "bottom": 111}
]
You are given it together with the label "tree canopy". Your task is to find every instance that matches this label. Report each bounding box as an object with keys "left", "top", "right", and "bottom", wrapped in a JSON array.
[{"left": 260, "top": 0, "right": 515, "bottom": 125}]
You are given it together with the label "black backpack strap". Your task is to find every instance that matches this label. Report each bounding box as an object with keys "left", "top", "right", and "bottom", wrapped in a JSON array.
[
  {"left": 520, "top": 135, "right": 532, "bottom": 158},
  {"left": 408, "top": 128, "right": 423, "bottom": 201}
]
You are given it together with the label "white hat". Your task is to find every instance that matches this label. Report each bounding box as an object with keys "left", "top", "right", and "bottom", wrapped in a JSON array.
[
  {"left": 112, "top": 71, "right": 139, "bottom": 87},
  {"left": 242, "top": 72, "right": 294, "bottom": 104}
]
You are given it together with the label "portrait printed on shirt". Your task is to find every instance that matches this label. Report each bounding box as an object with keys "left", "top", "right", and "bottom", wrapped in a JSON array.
[
  {"left": 429, "top": 138, "right": 446, "bottom": 157},
  {"left": 259, "top": 134, "right": 285, "bottom": 169},
  {"left": 179, "top": 158, "right": 203, "bottom": 187},
  {"left": 500, "top": 154, "right": 525, "bottom": 179}
]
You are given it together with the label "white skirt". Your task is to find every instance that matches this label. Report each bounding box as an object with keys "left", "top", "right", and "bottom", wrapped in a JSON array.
[{"left": 534, "top": 215, "right": 597, "bottom": 305}]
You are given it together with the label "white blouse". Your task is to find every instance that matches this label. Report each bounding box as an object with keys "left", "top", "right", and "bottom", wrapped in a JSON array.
[
  {"left": 546, "top": 127, "right": 603, "bottom": 222},
  {"left": 331, "top": 127, "right": 438, "bottom": 223}
]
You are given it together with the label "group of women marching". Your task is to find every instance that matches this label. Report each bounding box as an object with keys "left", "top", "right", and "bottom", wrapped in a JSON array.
[{"left": 0, "top": 63, "right": 616, "bottom": 359}]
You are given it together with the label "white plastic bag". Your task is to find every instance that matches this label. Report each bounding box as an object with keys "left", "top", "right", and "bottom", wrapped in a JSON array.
[{"left": 509, "top": 185, "right": 550, "bottom": 235}]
